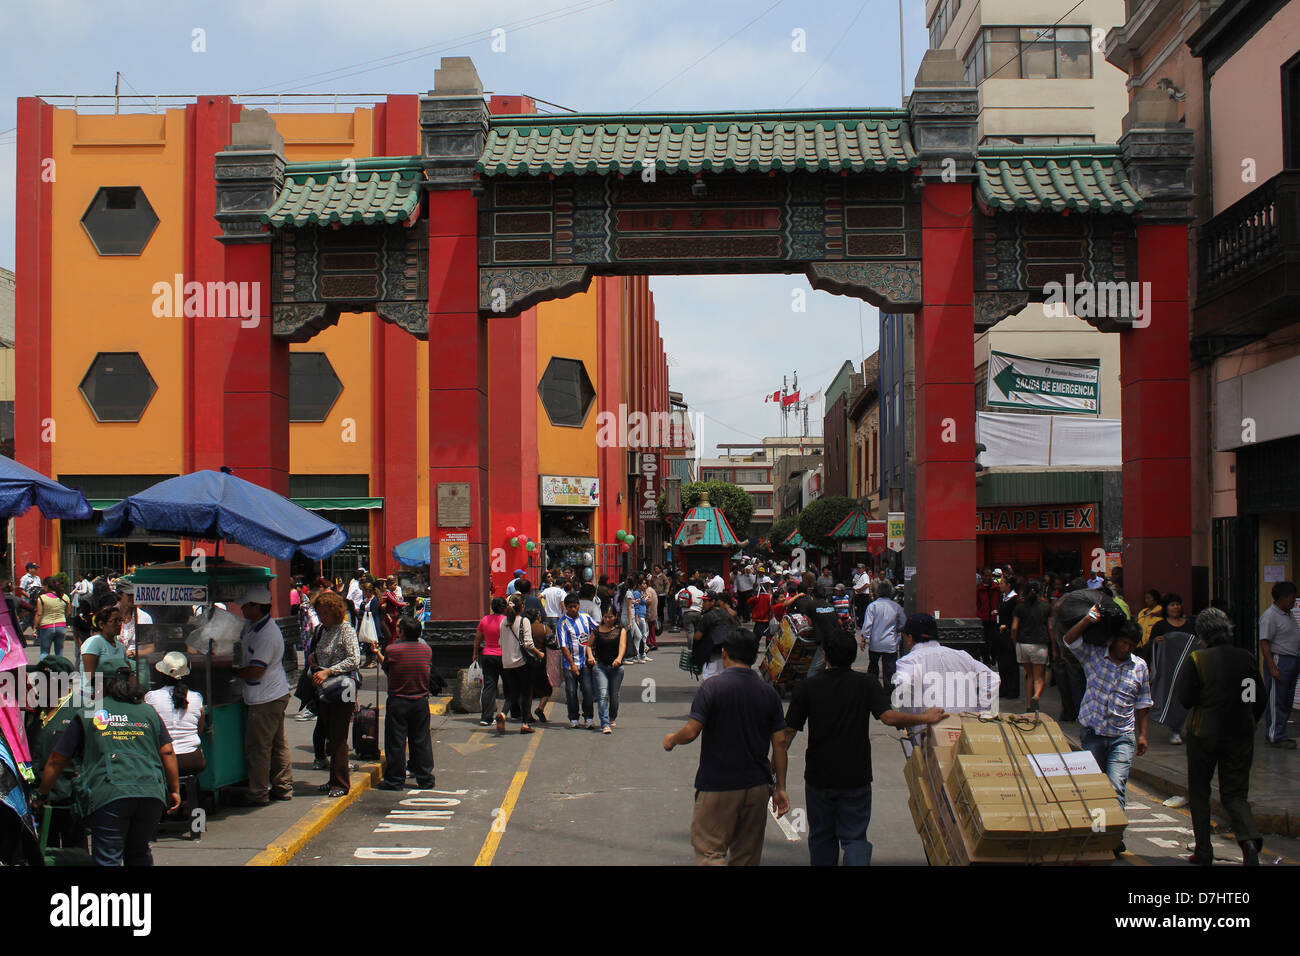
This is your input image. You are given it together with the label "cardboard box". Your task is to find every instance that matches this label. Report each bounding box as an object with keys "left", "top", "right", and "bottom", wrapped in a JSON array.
[
  {"left": 907, "top": 794, "right": 925, "bottom": 833},
  {"left": 958, "top": 714, "right": 1073, "bottom": 759}
]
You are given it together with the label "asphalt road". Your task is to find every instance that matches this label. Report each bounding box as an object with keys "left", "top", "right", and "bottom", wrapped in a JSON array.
[{"left": 291, "top": 639, "right": 1300, "bottom": 867}]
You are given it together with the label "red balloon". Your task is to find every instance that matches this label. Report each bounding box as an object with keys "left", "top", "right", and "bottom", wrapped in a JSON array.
[
  {"left": 504, "top": 525, "right": 517, "bottom": 537},
  {"left": 519, "top": 534, "right": 530, "bottom": 544},
  {"left": 619, "top": 542, "right": 631, "bottom": 552}
]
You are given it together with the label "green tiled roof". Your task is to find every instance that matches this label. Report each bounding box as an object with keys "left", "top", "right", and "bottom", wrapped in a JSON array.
[
  {"left": 783, "top": 528, "right": 806, "bottom": 548},
  {"left": 976, "top": 146, "right": 1144, "bottom": 215},
  {"left": 264, "top": 157, "right": 424, "bottom": 227},
  {"left": 477, "top": 110, "right": 919, "bottom": 177},
  {"left": 673, "top": 503, "right": 741, "bottom": 548},
  {"left": 830, "top": 508, "right": 872, "bottom": 539}
]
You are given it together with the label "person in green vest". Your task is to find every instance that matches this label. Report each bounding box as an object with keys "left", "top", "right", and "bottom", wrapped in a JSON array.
[
  {"left": 23, "top": 654, "right": 85, "bottom": 851},
  {"left": 34, "top": 662, "right": 180, "bottom": 866}
]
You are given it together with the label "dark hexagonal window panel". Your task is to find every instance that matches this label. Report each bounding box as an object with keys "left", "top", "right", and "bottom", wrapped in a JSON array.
[
  {"left": 79, "top": 352, "right": 158, "bottom": 422},
  {"left": 80, "top": 186, "right": 159, "bottom": 256},
  {"left": 290, "top": 352, "right": 343, "bottom": 423},
  {"left": 537, "top": 357, "right": 596, "bottom": 428}
]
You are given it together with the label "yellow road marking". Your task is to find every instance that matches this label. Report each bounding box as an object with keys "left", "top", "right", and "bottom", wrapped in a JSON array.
[
  {"left": 246, "top": 760, "right": 382, "bottom": 866},
  {"left": 430, "top": 696, "right": 452, "bottom": 716},
  {"left": 473, "top": 711, "right": 548, "bottom": 866}
]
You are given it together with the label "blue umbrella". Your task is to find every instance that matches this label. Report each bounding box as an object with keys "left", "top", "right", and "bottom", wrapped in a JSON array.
[
  {"left": 393, "top": 536, "right": 430, "bottom": 567},
  {"left": 98, "top": 469, "right": 348, "bottom": 561},
  {"left": 0, "top": 454, "right": 92, "bottom": 520}
]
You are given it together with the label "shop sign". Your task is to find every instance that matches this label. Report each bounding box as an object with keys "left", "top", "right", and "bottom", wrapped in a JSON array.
[
  {"left": 134, "top": 583, "right": 208, "bottom": 606},
  {"left": 439, "top": 532, "right": 468, "bottom": 577},
  {"left": 1273, "top": 539, "right": 1289, "bottom": 561},
  {"left": 986, "top": 350, "right": 1100, "bottom": 414},
  {"left": 867, "top": 520, "right": 887, "bottom": 555},
  {"left": 887, "top": 513, "right": 905, "bottom": 552},
  {"left": 540, "top": 475, "right": 600, "bottom": 508},
  {"left": 639, "top": 453, "right": 659, "bottom": 521},
  {"left": 976, "top": 503, "right": 1099, "bottom": 534}
]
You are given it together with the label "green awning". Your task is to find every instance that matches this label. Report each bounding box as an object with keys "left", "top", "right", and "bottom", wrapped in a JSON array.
[
  {"left": 291, "top": 497, "right": 383, "bottom": 511},
  {"left": 477, "top": 109, "right": 919, "bottom": 177},
  {"left": 976, "top": 146, "right": 1144, "bottom": 215},
  {"left": 263, "top": 157, "right": 425, "bottom": 228}
]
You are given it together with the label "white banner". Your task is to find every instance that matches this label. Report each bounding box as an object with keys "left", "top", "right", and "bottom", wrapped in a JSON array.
[{"left": 986, "top": 350, "right": 1100, "bottom": 414}]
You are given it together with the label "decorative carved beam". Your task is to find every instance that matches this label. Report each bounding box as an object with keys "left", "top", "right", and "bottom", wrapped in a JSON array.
[{"left": 805, "top": 261, "right": 922, "bottom": 312}]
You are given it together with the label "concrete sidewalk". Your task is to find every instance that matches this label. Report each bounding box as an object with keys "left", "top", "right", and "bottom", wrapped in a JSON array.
[
  {"left": 1025, "top": 682, "right": 1299, "bottom": 836},
  {"left": 20, "top": 643, "right": 447, "bottom": 865}
]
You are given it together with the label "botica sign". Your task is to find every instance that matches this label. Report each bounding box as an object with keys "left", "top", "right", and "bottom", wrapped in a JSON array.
[
  {"left": 639, "top": 453, "right": 659, "bottom": 521},
  {"left": 976, "top": 504, "right": 1099, "bottom": 534}
]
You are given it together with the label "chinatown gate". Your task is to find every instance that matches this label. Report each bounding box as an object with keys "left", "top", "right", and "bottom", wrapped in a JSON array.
[{"left": 195, "top": 52, "right": 1194, "bottom": 643}]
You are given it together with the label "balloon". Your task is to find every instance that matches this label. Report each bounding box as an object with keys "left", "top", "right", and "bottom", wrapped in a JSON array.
[
  {"left": 505, "top": 525, "right": 517, "bottom": 537},
  {"left": 509, "top": 536, "right": 519, "bottom": 547},
  {"left": 525, "top": 541, "right": 536, "bottom": 552},
  {"left": 519, "top": 534, "right": 530, "bottom": 545},
  {"left": 625, "top": 534, "right": 635, "bottom": 543},
  {"left": 616, "top": 530, "right": 627, "bottom": 541},
  {"left": 583, "top": 567, "right": 594, "bottom": 581},
  {"left": 582, "top": 551, "right": 593, "bottom": 565},
  {"left": 619, "top": 542, "right": 630, "bottom": 552}
]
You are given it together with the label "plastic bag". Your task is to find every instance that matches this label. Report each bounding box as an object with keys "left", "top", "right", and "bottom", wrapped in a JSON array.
[
  {"left": 358, "top": 611, "right": 379, "bottom": 646},
  {"left": 466, "top": 660, "right": 483, "bottom": 688},
  {"left": 186, "top": 606, "right": 244, "bottom": 656}
]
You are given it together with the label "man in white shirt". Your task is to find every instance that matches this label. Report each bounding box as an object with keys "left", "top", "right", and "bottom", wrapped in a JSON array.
[
  {"left": 734, "top": 566, "right": 756, "bottom": 622},
  {"left": 851, "top": 564, "right": 872, "bottom": 625},
  {"left": 540, "top": 580, "right": 568, "bottom": 627},
  {"left": 706, "top": 572, "right": 725, "bottom": 596},
  {"left": 19, "top": 562, "right": 41, "bottom": 595},
  {"left": 892, "top": 613, "right": 999, "bottom": 734},
  {"left": 860, "top": 580, "right": 907, "bottom": 686},
  {"left": 231, "top": 586, "right": 293, "bottom": 805}
]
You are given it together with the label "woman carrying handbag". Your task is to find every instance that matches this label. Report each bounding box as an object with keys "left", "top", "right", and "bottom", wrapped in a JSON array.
[
  {"left": 501, "top": 595, "right": 541, "bottom": 734},
  {"left": 308, "top": 592, "right": 362, "bottom": 797}
]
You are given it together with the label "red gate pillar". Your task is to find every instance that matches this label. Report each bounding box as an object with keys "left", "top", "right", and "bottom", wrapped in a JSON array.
[
  {"left": 212, "top": 108, "right": 292, "bottom": 612},
  {"left": 908, "top": 51, "right": 979, "bottom": 618},
  {"left": 915, "top": 183, "right": 977, "bottom": 618},
  {"left": 1116, "top": 96, "right": 1197, "bottom": 605},
  {"left": 422, "top": 60, "right": 492, "bottom": 637}
]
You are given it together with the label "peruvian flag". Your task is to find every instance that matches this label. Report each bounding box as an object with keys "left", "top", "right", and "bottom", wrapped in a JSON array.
[
  {"left": 763, "top": 389, "right": 781, "bottom": 403},
  {"left": 782, "top": 390, "right": 801, "bottom": 407}
]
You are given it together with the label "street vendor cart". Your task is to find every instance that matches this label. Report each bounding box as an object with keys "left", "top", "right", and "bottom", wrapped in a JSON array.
[{"left": 130, "top": 561, "right": 275, "bottom": 795}]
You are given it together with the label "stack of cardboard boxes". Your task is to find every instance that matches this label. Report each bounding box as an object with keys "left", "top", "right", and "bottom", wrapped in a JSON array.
[{"left": 905, "top": 713, "right": 1126, "bottom": 865}]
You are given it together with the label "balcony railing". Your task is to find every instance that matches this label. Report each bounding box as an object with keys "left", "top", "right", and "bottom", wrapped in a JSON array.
[{"left": 1194, "top": 171, "right": 1300, "bottom": 358}]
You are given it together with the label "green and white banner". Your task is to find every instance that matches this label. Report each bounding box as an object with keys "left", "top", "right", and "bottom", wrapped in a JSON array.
[{"left": 985, "top": 350, "right": 1100, "bottom": 414}]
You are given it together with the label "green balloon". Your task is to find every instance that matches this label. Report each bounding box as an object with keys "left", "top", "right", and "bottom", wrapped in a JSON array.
[
  {"left": 509, "top": 536, "right": 519, "bottom": 547},
  {"left": 625, "top": 534, "right": 635, "bottom": 543},
  {"left": 616, "top": 530, "right": 627, "bottom": 541},
  {"left": 525, "top": 541, "right": 536, "bottom": 552}
]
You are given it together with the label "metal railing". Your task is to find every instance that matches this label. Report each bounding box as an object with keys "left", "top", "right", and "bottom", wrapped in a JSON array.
[
  {"left": 1198, "top": 170, "right": 1300, "bottom": 300},
  {"left": 36, "top": 93, "right": 393, "bottom": 115}
]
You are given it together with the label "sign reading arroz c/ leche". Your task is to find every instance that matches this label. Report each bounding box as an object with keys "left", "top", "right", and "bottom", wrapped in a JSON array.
[{"left": 133, "top": 583, "right": 209, "bottom": 605}]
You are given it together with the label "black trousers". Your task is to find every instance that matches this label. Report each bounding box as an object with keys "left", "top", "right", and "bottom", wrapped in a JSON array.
[
  {"left": 737, "top": 590, "right": 754, "bottom": 621},
  {"left": 995, "top": 625, "right": 1020, "bottom": 698},
  {"left": 501, "top": 665, "right": 531, "bottom": 728},
  {"left": 479, "top": 655, "right": 505, "bottom": 724},
  {"left": 383, "top": 694, "right": 435, "bottom": 786},
  {"left": 1187, "top": 733, "right": 1259, "bottom": 857}
]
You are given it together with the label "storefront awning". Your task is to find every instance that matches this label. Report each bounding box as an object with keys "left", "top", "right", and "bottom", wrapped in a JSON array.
[{"left": 291, "top": 497, "right": 383, "bottom": 511}]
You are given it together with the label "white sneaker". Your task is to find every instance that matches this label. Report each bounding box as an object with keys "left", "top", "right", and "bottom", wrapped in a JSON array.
[
  {"left": 624, "top": 658, "right": 637, "bottom": 665},
  {"left": 584, "top": 718, "right": 594, "bottom": 729},
  {"left": 641, "top": 656, "right": 653, "bottom": 663},
  {"left": 569, "top": 719, "right": 579, "bottom": 728},
  {"left": 294, "top": 711, "right": 316, "bottom": 721},
  {"left": 1170, "top": 733, "right": 1183, "bottom": 745}
]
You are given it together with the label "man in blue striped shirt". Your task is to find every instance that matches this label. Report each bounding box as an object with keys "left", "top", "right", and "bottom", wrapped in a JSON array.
[{"left": 556, "top": 594, "right": 597, "bottom": 728}]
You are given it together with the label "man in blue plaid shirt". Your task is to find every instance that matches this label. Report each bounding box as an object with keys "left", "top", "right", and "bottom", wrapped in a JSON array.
[
  {"left": 556, "top": 593, "right": 597, "bottom": 728},
  {"left": 1062, "top": 605, "right": 1152, "bottom": 855}
]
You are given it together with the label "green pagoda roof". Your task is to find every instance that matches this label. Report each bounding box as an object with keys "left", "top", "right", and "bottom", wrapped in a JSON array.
[
  {"left": 263, "top": 157, "right": 425, "bottom": 227},
  {"left": 975, "top": 146, "right": 1144, "bottom": 215},
  {"left": 829, "top": 507, "right": 872, "bottom": 540},
  {"left": 477, "top": 110, "right": 920, "bottom": 177},
  {"left": 673, "top": 501, "right": 741, "bottom": 548},
  {"left": 782, "top": 527, "right": 806, "bottom": 548}
]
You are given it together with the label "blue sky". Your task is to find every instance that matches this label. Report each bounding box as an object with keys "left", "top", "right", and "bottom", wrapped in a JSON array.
[{"left": 0, "top": 0, "right": 929, "bottom": 452}]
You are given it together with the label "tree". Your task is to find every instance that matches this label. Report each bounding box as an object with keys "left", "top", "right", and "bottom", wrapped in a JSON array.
[
  {"left": 658, "top": 480, "right": 753, "bottom": 541},
  {"left": 797, "top": 496, "right": 858, "bottom": 550},
  {"left": 768, "top": 514, "right": 799, "bottom": 551}
]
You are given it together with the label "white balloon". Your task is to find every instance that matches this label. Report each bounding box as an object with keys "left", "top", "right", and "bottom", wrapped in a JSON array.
[{"left": 583, "top": 552, "right": 594, "bottom": 565}]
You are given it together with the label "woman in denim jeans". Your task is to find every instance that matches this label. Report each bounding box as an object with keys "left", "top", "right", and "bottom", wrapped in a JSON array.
[{"left": 591, "top": 606, "right": 627, "bottom": 734}]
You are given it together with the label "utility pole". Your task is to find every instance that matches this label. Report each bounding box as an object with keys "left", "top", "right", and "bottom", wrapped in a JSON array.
[
  {"left": 114, "top": 71, "right": 121, "bottom": 115},
  {"left": 898, "top": 0, "right": 906, "bottom": 106}
]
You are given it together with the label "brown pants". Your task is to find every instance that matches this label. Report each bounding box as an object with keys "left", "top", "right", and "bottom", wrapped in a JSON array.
[
  {"left": 322, "top": 699, "right": 355, "bottom": 791},
  {"left": 690, "top": 784, "right": 771, "bottom": 866},
  {"left": 244, "top": 694, "right": 293, "bottom": 800}
]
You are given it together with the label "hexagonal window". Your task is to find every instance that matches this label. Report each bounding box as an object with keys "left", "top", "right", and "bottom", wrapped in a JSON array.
[
  {"left": 80, "top": 186, "right": 159, "bottom": 256},
  {"left": 537, "top": 357, "right": 596, "bottom": 428},
  {"left": 79, "top": 352, "right": 157, "bottom": 422},
  {"left": 290, "top": 352, "right": 343, "bottom": 423}
]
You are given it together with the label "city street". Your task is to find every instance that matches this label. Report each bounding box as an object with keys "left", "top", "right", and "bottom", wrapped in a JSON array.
[{"left": 288, "top": 638, "right": 1300, "bottom": 867}]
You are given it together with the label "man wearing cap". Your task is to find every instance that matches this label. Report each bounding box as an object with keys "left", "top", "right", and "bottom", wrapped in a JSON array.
[
  {"left": 231, "top": 587, "right": 293, "bottom": 805},
  {"left": 892, "top": 613, "right": 999, "bottom": 728},
  {"left": 506, "top": 570, "right": 526, "bottom": 597},
  {"left": 851, "top": 564, "right": 872, "bottom": 626}
]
